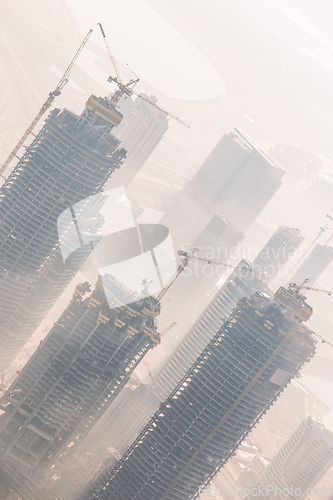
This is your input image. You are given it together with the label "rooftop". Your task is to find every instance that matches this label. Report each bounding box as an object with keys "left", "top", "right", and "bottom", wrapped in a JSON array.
[{"left": 234, "top": 127, "right": 286, "bottom": 172}]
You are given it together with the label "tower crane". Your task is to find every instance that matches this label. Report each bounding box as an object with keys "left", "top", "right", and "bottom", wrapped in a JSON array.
[
  {"left": 157, "top": 248, "right": 242, "bottom": 300},
  {"left": 0, "top": 29, "right": 93, "bottom": 180},
  {"left": 157, "top": 251, "right": 333, "bottom": 350},
  {"left": 279, "top": 279, "right": 333, "bottom": 348},
  {"left": 177, "top": 250, "right": 242, "bottom": 270},
  {"left": 156, "top": 248, "right": 198, "bottom": 300},
  {"left": 323, "top": 214, "right": 333, "bottom": 246},
  {"left": 98, "top": 23, "right": 122, "bottom": 85},
  {"left": 97, "top": 23, "right": 190, "bottom": 128},
  {"left": 289, "top": 279, "right": 332, "bottom": 297}
]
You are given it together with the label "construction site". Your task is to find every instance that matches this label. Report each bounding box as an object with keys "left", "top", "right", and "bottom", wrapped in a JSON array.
[
  {"left": 82, "top": 289, "right": 317, "bottom": 500},
  {"left": 0, "top": 275, "right": 160, "bottom": 499},
  {"left": 1, "top": 3, "right": 333, "bottom": 500}
]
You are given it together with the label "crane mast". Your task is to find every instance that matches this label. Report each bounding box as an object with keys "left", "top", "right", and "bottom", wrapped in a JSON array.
[
  {"left": 289, "top": 279, "right": 332, "bottom": 296},
  {"left": 0, "top": 29, "right": 93, "bottom": 180},
  {"left": 97, "top": 23, "right": 190, "bottom": 128},
  {"left": 97, "top": 23, "right": 122, "bottom": 84}
]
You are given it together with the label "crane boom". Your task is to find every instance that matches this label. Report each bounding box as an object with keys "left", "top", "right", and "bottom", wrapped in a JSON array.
[
  {"left": 157, "top": 249, "right": 239, "bottom": 300},
  {"left": 0, "top": 29, "right": 93, "bottom": 180},
  {"left": 289, "top": 281, "right": 332, "bottom": 296},
  {"left": 97, "top": 23, "right": 122, "bottom": 84},
  {"left": 98, "top": 23, "right": 190, "bottom": 128},
  {"left": 189, "top": 254, "right": 238, "bottom": 269},
  {"left": 293, "top": 214, "right": 333, "bottom": 268},
  {"left": 130, "top": 89, "right": 190, "bottom": 128},
  {"left": 300, "top": 286, "right": 332, "bottom": 296},
  {"left": 55, "top": 29, "right": 93, "bottom": 92}
]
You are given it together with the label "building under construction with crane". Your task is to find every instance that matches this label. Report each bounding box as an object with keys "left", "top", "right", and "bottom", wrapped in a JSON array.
[
  {"left": 0, "top": 275, "right": 160, "bottom": 499},
  {"left": 84, "top": 287, "right": 316, "bottom": 500},
  {"left": 0, "top": 93, "right": 128, "bottom": 375},
  {"left": 0, "top": 23, "right": 190, "bottom": 378}
]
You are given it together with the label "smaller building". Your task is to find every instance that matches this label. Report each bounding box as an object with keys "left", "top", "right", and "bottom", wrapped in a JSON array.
[
  {"left": 254, "top": 416, "right": 333, "bottom": 500},
  {"left": 192, "top": 214, "right": 244, "bottom": 262},
  {"left": 253, "top": 226, "right": 304, "bottom": 281},
  {"left": 109, "top": 93, "right": 169, "bottom": 187},
  {"left": 161, "top": 128, "right": 285, "bottom": 247},
  {"left": 291, "top": 244, "right": 333, "bottom": 287}
]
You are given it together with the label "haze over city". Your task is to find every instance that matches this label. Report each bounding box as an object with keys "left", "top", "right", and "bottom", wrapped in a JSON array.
[{"left": 0, "top": 1, "right": 333, "bottom": 499}]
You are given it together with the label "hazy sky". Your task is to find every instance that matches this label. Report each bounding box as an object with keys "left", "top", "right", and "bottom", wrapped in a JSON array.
[
  {"left": 66, "top": 0, "right": 226, "bottom": 100},
  {"left": 268, "top": 0, "right": 333, "bottom": 51}
]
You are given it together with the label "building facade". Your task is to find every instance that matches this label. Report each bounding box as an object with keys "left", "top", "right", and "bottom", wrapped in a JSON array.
[
  {"left": 256, "top": 415, "right": 333, "bottom": 500},
  {"left": 109, "top": 93, "right": 169, "bottom": 188},
  {"left": 161, "top": 128, "right": 285, "bottom": 247},
  {"left": 0, "top": 276, "right": 160, "bottom": 499},
  {"left": 192, "top": 215, "right": 244, "bottom": 262},
  {"left": 253, "top": 226, "right": 304, "bottom": 281},
  {"left": 37, "top": 262, "right": 266, "bottom": 500},
  {"left": 42, "top": 379, "right": 161, "bottom": 500},
  {"left": 85, "top": 290, "right": 316, "bottom": 500},
  {"left": 0, "top": 96, "right": 126, "bottom": 374}
]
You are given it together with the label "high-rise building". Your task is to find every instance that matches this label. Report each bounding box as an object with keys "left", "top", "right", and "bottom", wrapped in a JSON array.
[
  {"left": 0, "top": 275, "right": 160, "bottom": 499},
  {"left": 291, "top": 244, "right": 333, "bottom": 286},
  {"left": 155, "top": 260, "right": 268, "bottom": 400},
  {"left": 255, "top": 415, "right": 333, "bottom": 500},
  {"left": 0, "top": 96, "right": 126, "bottom": 374},
  {"left": 188, "top": 215, "right": 244, "bottom": 299},
  {"left": 109, "top": 93, "right": 169, "bottom": 188},
  {"left": 161, "top": 128, "right": 285, "bottom": 246},
  {"left": 39, "top": 262, "right": 265, "bottom": 500},
  {"left": 43, "top": 379, "right": 161, "bottom": 500},
  {"left": 85, "top": 288, "right": 316, "bottom": 500},
  {"left": 253, "top": 226, "right": 304, "bottom": 281}
]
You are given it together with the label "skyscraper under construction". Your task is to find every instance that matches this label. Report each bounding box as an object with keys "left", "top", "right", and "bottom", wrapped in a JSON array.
[
  {"left": 30, "top": 261, "right": 267, "bottom": 499},
  {"left": 155, "top": 260, "right": 268, "bottom": 401},
  {"left": 85, "top": 288, "right": 316, "bottom": 500},
  {"left": 0, "top": 95, "right": 126, "bottom": 374},
  {"left": 0, "top": 275, "right": 160, "bottom": 499}
]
